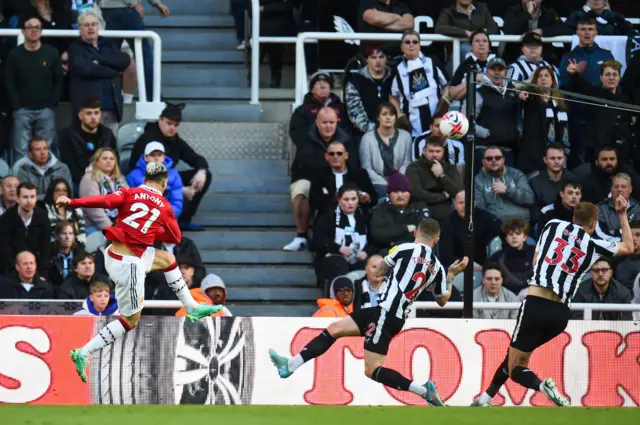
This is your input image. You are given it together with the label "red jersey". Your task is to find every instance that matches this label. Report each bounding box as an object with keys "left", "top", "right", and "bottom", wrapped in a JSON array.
[{"left": 70, "top": 185, "right": 181, "bottom": 257}]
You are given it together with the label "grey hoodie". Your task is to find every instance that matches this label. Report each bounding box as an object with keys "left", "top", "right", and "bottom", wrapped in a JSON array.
[
  {"left": 17, "top": 154, "right": 73, "bottom": 200},
  {"left": 474, "top": 166, "right": 534, "bottom": 222}
]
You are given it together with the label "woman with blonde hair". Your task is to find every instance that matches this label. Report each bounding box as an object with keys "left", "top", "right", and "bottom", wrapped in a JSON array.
[{"left": 78, "top": 147, "right": 128, "bottom": 234}]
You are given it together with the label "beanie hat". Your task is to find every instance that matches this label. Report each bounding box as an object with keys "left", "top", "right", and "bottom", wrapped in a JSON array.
[
  {"left": 308, "top": 71, "right": 334, "bottom": 92},
  {"left": 160, "top": 102, "right": 185, "bottom": 122},
  {"left": 200, "top": 273, "right": 226, "bottom": 294},
  {"left": 387, "top": 173, "right": 411, "bottom": 194},
  {"left": 332, "top": 276, "right": 354, "bottom": 293}
]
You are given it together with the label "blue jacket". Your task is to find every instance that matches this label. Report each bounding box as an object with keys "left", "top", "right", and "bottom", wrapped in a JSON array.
[
  {"left": 559, "top": 44, "right": 614, "bottom": 89},
  {"left": 126, "top": 155, "right": 184, "bottom": 217}
]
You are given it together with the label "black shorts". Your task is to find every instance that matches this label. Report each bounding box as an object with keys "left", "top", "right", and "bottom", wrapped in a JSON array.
[
  {"left": 350, "top": 306, "right": 405, "bottom": 355},
  {"left": 510, "top": 295, "right": 570, "bottom": 353}
]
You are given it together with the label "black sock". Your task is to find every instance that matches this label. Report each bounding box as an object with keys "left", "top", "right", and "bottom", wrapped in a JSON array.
[
  {"left": 371, "top": 366, "right": 412, "bottom": 391},
  {"left": 486, "top": 355, "right": 510, "bottom": 397},
  {"left": 299, "top": 330, "right": 336, "bottom": 362},
  {"left": 510, "top": 365, "right": 543, "bottom": 391},
  {"left": 297, "top": 232, "right": 307, "bottom": 239}
]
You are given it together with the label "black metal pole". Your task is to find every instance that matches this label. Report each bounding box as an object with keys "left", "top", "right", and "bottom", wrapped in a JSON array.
[{"left": 463, "top": 65, "right": 477, "bottom": 319}]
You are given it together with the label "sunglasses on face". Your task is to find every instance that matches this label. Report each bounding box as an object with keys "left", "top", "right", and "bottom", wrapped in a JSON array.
[
  {"left": 484, "top": 156, "right": 504, "bottom": 162},
  {"left": 328, "top": 151, "right": 344, "bottom": 157},
  {"left": 403, "top": 39, "right": 419, "bottom": 45}
]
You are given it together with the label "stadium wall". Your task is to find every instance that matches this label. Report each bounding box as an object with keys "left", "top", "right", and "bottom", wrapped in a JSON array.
[{"left": 0, "top": 316, "right": 638, "bottom": 406}]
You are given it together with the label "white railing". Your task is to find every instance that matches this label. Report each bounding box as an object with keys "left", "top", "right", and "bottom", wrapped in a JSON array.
[{"left": 1, "top": 29, "right": 165, "bottom": 120}]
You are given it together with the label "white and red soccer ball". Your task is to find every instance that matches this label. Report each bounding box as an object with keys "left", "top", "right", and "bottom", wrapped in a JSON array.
[{"left": 439, "top": 111, "right": 469, "bottom": 140}]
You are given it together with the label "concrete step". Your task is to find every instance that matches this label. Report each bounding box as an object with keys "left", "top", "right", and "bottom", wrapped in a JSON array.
[
  {"left": 193, "top": 212, "right": 294, "bottom": 227},
  {"left": 211, "top": 176, "right": 289, "bottom": 194},
  {"left": 153, "top": 28, "right": 236, "bottom": 50},
  {"left": 145, "top": 0, "right": 229, "bottom": 16},
  {"left": 201, "top": 194, "right": 291, "bottom": 213},
  {"left": 205, "top": 266, "right": 316, "bottom": 287},
  {"left": 162, "top": 64, "right": 248, "bottom": 87},
  {"left": 163, "top": 50, "right": 245, "bottom": 63},
  {"left": 163, "top": 86, "right": 250, "bottom": 100},
  {"left": 190, "top": 230, "right": 297, "bottom": 250},
  {"left": 208, "top": 159, "right": 289, "bottom": 177},
  {"left": 226, "top": 303, "right": 317, "bottom": 317},
  {"left": 145, "top": 15, "right": 234, "bottom": 28},
  {"left": 200, "top": 250, "right": 312, "bottom": 264},
  {"left": 173, "top": 102, "right": 260, "bottom": 122},
  {"left": 227, "top": 287, "right": 320, "bottom": 302}
]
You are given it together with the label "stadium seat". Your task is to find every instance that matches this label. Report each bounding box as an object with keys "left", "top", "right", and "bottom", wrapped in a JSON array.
[
  {"left": 11, "top": 157, "right": 26, "bottom": 175},
  {"left": 119, "top": 148, "right": 132, "bottom": 174},
  {"left": 85, "top": 231, "right": 106, "bottom": 254},
  {"left": 487, "top": 236, "right": 503, "bottom": 256},
  {"left": 453, "top": 271, "right": 483, "bottom": 295},
  {"left": 0, "top": 158, "right": 10, "bottom": 178},
  {"left": 116, "top": 121, "right": 146, "bottom": 152}
]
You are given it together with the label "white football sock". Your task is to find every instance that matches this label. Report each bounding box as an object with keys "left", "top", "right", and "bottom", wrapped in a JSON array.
[
  {"left": 122, "top": 92, "right": 134, "bottom": 104},
  {"left": 79, "top": 319, "right": 127, "bottom": 357},
  {"left": 478, "top": 391, "right": 492, "bottom": 404},
  {"left": 409, "top": 381, "right": 427, "bottom": 397},
  {"left": 287, "top": 354, "right": 305, "bottom": 372},
  {"left": 165, "top": 264, "right": 199, "bottom": 312}
]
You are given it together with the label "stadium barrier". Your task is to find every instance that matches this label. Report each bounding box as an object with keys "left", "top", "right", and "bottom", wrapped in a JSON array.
[
  {"left": 0, "top": 315, "right": 638, "bottom": 406},
  {"left": 0, "top": 29, "right": 165, "bottom": 120}
]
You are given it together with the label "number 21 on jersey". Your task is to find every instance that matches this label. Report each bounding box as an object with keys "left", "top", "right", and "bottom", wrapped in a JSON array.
[
  {"left": 122, "top": 202, "right": 160, "bottom": 233},
  {"left": 544, "top": 237, "right": 586, "bottom": 274}
]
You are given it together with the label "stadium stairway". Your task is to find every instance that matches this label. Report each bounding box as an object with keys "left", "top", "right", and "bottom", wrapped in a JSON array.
[{"left": 176, "top": 122, "right": 319, "bottom": 317}]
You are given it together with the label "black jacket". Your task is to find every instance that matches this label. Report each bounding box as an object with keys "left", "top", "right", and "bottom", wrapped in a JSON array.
[
  {"left": 439, "top": 208, "right": 503, "bottom": 268},
  {"left": 58, "top": 122, "right": 117, "bottom": 184},
  {"left": 309, "top": 167, "right": 378, "bottom": 212},
  {"left": 148, "top": 236, "right": 206, "bottom": 300},
  {"left": 290, "top": 125, "right": 356, "bottom": 183},
  {"left": 581, "top": 162, "right": 640, "bottom": 204},
  {"left": 528, "top": 169, "right": 577, "bottom": 223},
  {"left": 48, "top": 245, "right": 86, "bottom": 288},
  {"left": 345, "top": 67, "right": 394, "bottom": 136},
  {"left": 572, "top": 278, "right": 633, "bottom": 320},
  {"left": 129, "top": 122, "right": 209, "bottom": 172},
  {"left": 476, "top": 82, "right": 521, "bottom": 149},
  {"left": 289, "top": 93, "right": 351, "bottom": 147},
  {"left": 369, "top": 199, "right": 431, "bottom": 255},
  {"left": 488, "top": 244, "right": 535, "bottom": 295},
  {"left": 311, "top": 206, "right": 375, "bottom": 259},
  {"left": 0, "top": 273, "right": 54, "bottom": 299},
  {"left": 255, "top": 0, "right": 295, "bottom": 37},
  {"left": 0, "top": 206, "right": 51, "bottom": 275},
  {"left": 68, "top": 37, "right": 130, "bottom": 122},
  {"left": 540, "top": 197, "right": 574, "bottom": 230},
  {"left": 57, "top": 272, "right": 112, "bottom": 300}
]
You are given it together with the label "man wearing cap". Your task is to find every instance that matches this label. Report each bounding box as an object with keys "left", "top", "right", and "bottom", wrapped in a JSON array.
[
  {"left": 175, "top": 273, "right": 232, "bottom": 317},
  {"left": 126, "top": 141, "right": 184, "bottom": 218},
  {"left": 129, "top": 104, "right": 210, "bottom": 231},
  {"left": 369, "top": 173, "right": 431, "bottom": 255},
  {"left": 289, "top": 71, "right": 351, "bottom": 147},
  {"left": 507, "top": 31, "right": 560, "bottom": 83},
  {"left": 312, "top": 276, "right": 355, "bottom": 317}
]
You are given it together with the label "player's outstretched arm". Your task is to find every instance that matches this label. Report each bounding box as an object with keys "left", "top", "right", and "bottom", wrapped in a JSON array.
[
  {"left": 436, "top": 257, "right": 469, "bottom": 307},
  {"left": 55, "top": 196, "right": 71, "bottom": 208},
  {"left": 615, "top": 195, "right": 634, "bottom": 256}
]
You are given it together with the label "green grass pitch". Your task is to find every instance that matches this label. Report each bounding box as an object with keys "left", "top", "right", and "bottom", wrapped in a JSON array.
[{"left": 1, "top": 405, "right": 638, "bottom": 425}]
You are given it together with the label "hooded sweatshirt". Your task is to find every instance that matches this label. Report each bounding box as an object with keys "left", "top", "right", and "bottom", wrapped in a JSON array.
[
  {"left": 175, "top": 273, "right": 232, "bottom": 317},
  {"left": 312, "top": 278, "right": 354, "bottom": 317},
  {"left": 17, "top": 153, "right": 73, "bottom": 200},
  {"left": 474, "top": 166, "right": 534, "bottom": 222},
  {"left": 126, "top": 154, "right": 184, "bottom": 218},
  {"left": 74, "top": 294, "right": 120, "bottom": 316}
]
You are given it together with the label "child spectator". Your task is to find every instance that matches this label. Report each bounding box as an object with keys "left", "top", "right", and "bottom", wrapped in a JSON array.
[
  {"left": 488, "top": 218, "right": 535, "bottom": 297},
  {"left": 74, "top": 280, "right": 119, "bottom": 316}
]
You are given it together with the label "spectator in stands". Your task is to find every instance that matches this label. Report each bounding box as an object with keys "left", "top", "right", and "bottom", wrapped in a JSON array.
[
  {"left": 73, "top": 280, "right": 119, "bottom": 316},
  {"left": 358, "top": 0, "right": 414, "bottom": 56},
  {"left": 68, "top": 10, "right": 132, "bottom": 133},
  {"left": 464, "top": 58, "right": 521, "bottom": 166},
  {"left": 566, "top": 0, "right": 633, "bottom": 35},
  {"left": 100, "top": 0, "right": 170, "bottom": 99},
  {"left": 581, "top": 146, "right": 640, "bottom": 204},
  {"left": 406, "top": 136, "right": 462, "bottom": 221},
  {"left": 48, "top": 220, "right": 86, "bottom": 288},
  {"left": 0, "top": 251, "right": 54, "bottom": 299},
  {"left": 345, "top": 45, "right": 393, "bottom": 137},
  {"left": 507, "top": 32, "right": 560, "bottom": 84},
  {"left": 79, "top": 147, "right": 127, "bottom": 234},
  {"left": 311, "top": 183, "right": 375, "bottom": 289},
  {"left": 597, "top": 173, "right": 640, "bottom": 241},
  {"left": 353, "top": 255, "right": 385, "bottom": 310},
  {"left": 312, "top": 276, "right": 354, "bottom": 317},
  {"left": 472, "top": 263, "right": 519, "bottom": 319},
  {"left": 435, "top": 0, "right": 498, "bottom": 39},
  {"left": 290, "top": 72, "right": 351, "bottom": 146},
  {"left": 57, "top": 251, "right": 111, "bottom": 299},
  {"left": 285, "top": 107, "right": 356, "bottom": 252},
  {"left": 503, "top": 1, "right": 571, "bottom": 63},
  {"left": 449, "top": 29, "right": 496, "bottom": 101},
  {"left": 565, "top": 59, "right": 635, "bottom": 165},
  {"left": 127, "top": 141, "right": 184, "bottom": 218},
  {"left": 128, "top": 104, "right": 210, "bottom": 231},
  {"left": 475, "top": 146, "right": 534, "bottom": 222},
  {"left": 359, "top": 102, "right": 412, "bottom": 198},
  {"left": 16, "top": 137, "right": 73, "bottom": 200},
  {"left": 44, "top": 178, "right": 87, "bottom": 244},
  {"left": 175, "top": 273, "right": 232, "bottom": 317},
  {"left": 58, "top": 96, "right": 117, "bottom": 186},
  {"left": 5, "top": 16, "right": 62, "bottom": 162},
  {"left": 614, "top": 221, "right": 640, "bottom": 293},
  {"left": 0, "top": 175, "right": 19, "bottom": 215},
  {"left": 540, "top": 181, "right": 582, "bottom": 229},
  {"left": 488, "top": 218, "right": 534, "bottom": 296},
  {"left": 0, "top": 182, "right": 50, "bottom": 274},
  {"left": 256, "top": 0, "right": 293, "bottom": 88},
  {"left": 439, "top": 189, "right": 503, "bottom": 269},
  {"left": 517, "top": 68, "right": 569, "bottom": 174},
  {"left": 572, "top": 257, "right": 632, "bottom": 320},
  {"left": 369, "top": 173, "right": 431, "bottom": 255},
  {"left": 390, "top": 30, "right": 449, "bottom": 138},
  {"left": 528, "top": 144, "right": 577, "bottom": 222},
  {"left": 412, "top": 113, "right": 466, "bottom": 178},
  {"left": 25, "top": 0, "right": 74, "bottom": 55},
  {"left": 309, "top": 141, "right": 377, "bottom": 213},
  {"left": 622, "top": 52, "right": 640, "bottom": 107}
]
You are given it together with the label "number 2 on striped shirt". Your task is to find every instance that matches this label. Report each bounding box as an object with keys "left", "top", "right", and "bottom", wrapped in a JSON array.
[
  {"left": 544, "top": 237, "right": 586, "bottom": 274},
  {"left": 404, "top": 272, "right": 427, "bottom": 301}
]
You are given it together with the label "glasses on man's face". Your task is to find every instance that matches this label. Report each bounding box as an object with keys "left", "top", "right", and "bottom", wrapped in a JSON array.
[
  {"left": 25, "top": 26, "right": 42, "bottom": 32},
  {"left": 81, "top": 22, "right": 98, "bottom": 28},
  {"left": 403, "top": 39, "right": 419, "bottom": 45},
  {"left": 484, "top": 156, "right": 504, "bottom": 162},
  {"left": 327, "top": 151, "right": 344, "bottom": 157},
  {"left": 591, "top": 268, "right": 611, "bottom": 274}
]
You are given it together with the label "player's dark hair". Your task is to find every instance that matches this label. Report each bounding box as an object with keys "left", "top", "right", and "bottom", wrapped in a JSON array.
[
  {"left": 561, "top": 180, "right": 582, "bottom": 192},
  {"left": 544, "top": 142, "right": 565, "bottom": 156},
  {"left": 28, "top": 136, "right": 47, "bottom": 152},
  {"left": 501, "top": 218, "right": 529, "bottom": 235},
  {"left": 418, "top": 218, "right": 440, "bottom": 241},
  {"left": 80, "top": 95, "right": 102, "bottom": 110},
  {"left": 577, "top": 15, "right": 597, "bottom": 27},
  {"left": 337, "top": 182, "right": 360, "bottom": 200},
  {"left": 17, "top": 182, "right": 37, "bottom": 197},
  {"left": 425, "top": 135, "right": 445, "bottom": 148},
  {"left": 573, "top": 202, "right": 599, "bottom": 227},
  {"left": 73, "top": 251, "right": 95, "bottom": 269},
  {"left": 592, "top": 257, "right": 613, "bottom": 269},
  {"left": 482, "top": 262, "right": 504, "bottom": 277}
]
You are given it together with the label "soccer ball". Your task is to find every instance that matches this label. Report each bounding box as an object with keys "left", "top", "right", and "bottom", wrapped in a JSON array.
[{"left": 439, "top": 111, "right": 469, "bottom": 140}]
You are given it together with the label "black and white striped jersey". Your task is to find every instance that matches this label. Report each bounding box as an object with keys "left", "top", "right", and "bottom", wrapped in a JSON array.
[
  {"left": 529, "top": 219, "right": 619, "bottom": 304},
  {"left": 507, "top": 57, "right": 559, "bottom": 83},
  {"left": 380, "top": 242, "right": 448, "bottom": 319}
]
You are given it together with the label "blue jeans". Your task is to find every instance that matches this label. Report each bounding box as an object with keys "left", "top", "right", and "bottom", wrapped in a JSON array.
[
  {"left": 12, "top": 108, "right": 56, "bottom": 164},
  {"left": 101, "top": 7, "right": 154, "bottom": 99}
]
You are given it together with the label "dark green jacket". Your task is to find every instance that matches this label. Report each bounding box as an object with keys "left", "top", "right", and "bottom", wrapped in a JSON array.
[
  {"left": 405, "top": 157, "right": 462, "bottom": 221},
  {"left": 369, "top": 199, "right": 431, "bottom": 255}
]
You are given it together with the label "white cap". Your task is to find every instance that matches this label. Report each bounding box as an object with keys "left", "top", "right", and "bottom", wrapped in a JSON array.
[
  {"left": 200, "top": 273, "right": 226, "bottom": 295},
  {"left": 144, "top": 141, "right": 165, "bottom": 156}
]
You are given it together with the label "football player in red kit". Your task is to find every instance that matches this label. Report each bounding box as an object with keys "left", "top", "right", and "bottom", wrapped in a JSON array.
[{"left": 58, "top": 163, "right": 222, "bottom": 382}]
